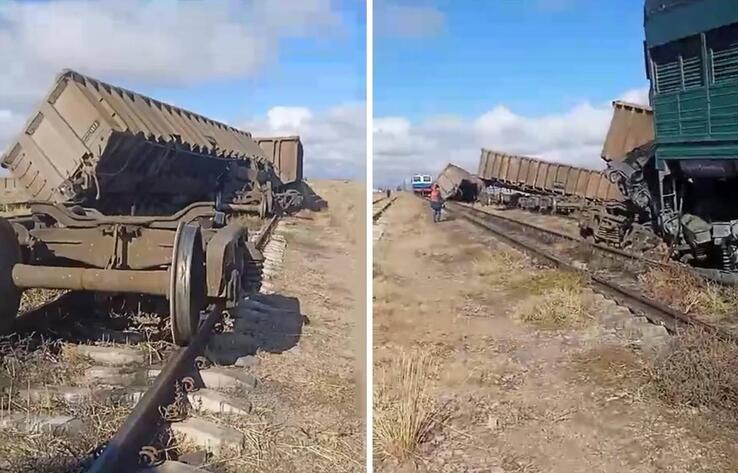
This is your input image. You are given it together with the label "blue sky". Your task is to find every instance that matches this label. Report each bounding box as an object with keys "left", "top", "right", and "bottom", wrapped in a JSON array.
[
  {"left": 373, "top": 0, "right": 652, "bottom": 185},
  {"left": 375, "top": 0, "right": 647, "bottom": 119},
  {"left": 142, "top": 1, "right": 367, "bottom": 124}
]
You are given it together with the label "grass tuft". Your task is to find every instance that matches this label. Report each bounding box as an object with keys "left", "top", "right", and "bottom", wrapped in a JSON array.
[
  {"left": 515, "top": 270, "right": 590, "bottom": 329},
  {"left": 374, "top": 351, "right": 446, "bottom": 462},
  {"left": 647, "top": 328, "right": 738, "bottom": 424},
  {"left": 641, "top": 266, "right": 738, "bottom": 319},
  {"left": 518, "top": 287, "right": 589, "bottom": 329}
]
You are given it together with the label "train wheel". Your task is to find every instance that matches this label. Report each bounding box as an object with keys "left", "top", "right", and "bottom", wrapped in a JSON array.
[
  {"left": 0, "top": 218, "right": 20, "bottom": 334},
  {"left": 169, "top": 223, "right": 206, "bottom": 346}
]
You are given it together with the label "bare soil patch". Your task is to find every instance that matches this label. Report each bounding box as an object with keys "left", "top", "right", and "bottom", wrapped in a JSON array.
[
  {"left": 374, "top": 193, "right": 738, "bottom": 473},
  {"left": 233, "top": 179, "right": 365, "bottom": 472}
]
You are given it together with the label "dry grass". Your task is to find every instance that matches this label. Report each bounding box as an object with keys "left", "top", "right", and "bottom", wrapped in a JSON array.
[
  {"left": 641, "top": 266, "right": 738, "bottom": 320},
  {"left": 18, "top": 289, "right": 65, "bottom": 313},
  {"left": 172, "top": 411, "right": 361, "bottom": 473},
  {"left": 647, "top": 328, "right": 738, "bottom": 424},
  {"left": 0, "top": 395, "right": 131, "bottom": 473},
  {"left": 523, "top": 269, "right": 585, "bottom": 295},
  {"left": 374, "top": 351, "right": 446, "bottom": 462},
  {"left": 516, "top": 270, "right": 590, "bottom": 329},
  {"left": 0, "top": 337, "right": 91, "bottom": 388},
  {"left": 471, "top": 249, "right": 528, "bottom": 288},
  {"left": 518, "top": 288, "right": 589, "bottom": 329}
]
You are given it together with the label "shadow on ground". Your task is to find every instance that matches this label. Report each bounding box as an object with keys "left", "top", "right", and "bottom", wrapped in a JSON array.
[{"left": 205, "top": 293, "right": 308, "bottom": 365}]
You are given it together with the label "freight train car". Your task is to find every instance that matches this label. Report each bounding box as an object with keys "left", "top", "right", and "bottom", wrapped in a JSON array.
[
  {"left": 0, "top": 70, "right": 302, "bottom": 344},
  {"left": 1, "top": 69, "right": 288, "bottom": 216},
  {"left": 435, "top": 164, "right": 485, "bottom": 202},
  {"left": 477, "top": 149, "right": 635, "bottom": 245},
  {"left": 254, "top": 135, "right": 303, "bottom": 185},
  {"left": 478, "top": 149, "right": 622, "bottom": 206}
]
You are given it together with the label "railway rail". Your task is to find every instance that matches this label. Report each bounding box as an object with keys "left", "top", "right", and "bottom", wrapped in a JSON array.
[
  {"left": 0, "top": 215, "right": 280, "bottom": 473},
  {"left": 444, "top": 201, "right": 735, "bottom": 342},
  {"left": 373, "top": 197, "right": 396, "bottom": 222},
  {"left": 17, "top": 215, "right": 281, "bottom": 472}
]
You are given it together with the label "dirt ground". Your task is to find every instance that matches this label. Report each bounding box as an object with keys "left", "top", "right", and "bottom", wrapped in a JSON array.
[
  {"left": 248, "top": 179, "right": 365, "bottom": 472},
  {"left": 373, "top": 193, "right": 738, "bottom": 473}
]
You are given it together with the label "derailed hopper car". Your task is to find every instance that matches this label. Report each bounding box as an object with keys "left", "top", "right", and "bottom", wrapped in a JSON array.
[
  {"left": 478, "top": 149, "right": 622, "bottom": 204},
  {"left": 478, "top": 149, "right": 635, "bottom": 245},
  {"left": 435, "top": 163, "right": 485, "bottom": 202},
  {"left": 0, "top": 70, "right": 303, "bottom": 345}
]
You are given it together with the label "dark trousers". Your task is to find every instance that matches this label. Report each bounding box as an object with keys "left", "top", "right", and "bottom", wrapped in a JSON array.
[{"left": 430, "top": 201, "right": 442, "bottom": 222}]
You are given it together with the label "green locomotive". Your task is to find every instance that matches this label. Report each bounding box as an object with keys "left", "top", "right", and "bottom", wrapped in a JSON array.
[{"left": 614, "top": 0, "right": 738, "bottom": 280}]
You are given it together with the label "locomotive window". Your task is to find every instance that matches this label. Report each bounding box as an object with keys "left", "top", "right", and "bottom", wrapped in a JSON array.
[
  {"left": 707, "top": 22, "right": 738, "bottom": 85},
  {"left": 423, "top": 176, "right": 431, "bottom": 182},
  {"left": 651, "top": 35, "right": 704, "bottom": 94},
  {"left": 412, "top": 176, "right": 421, "bottom": 183}
]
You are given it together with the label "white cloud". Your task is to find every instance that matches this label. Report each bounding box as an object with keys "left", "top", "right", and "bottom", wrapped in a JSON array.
[
  {"left": 242, "top": 103, "right": 366, "bottom": 180},
  {"left": 267, "top": 107, "right": 314, "bottom": 130},
  {"left": 375, "top": 1, "right": 445, "bottom": 38},
  {"left": 0, "top": 0, "right": 340, "bottom": 110},
  {"left": 0, "top": 0, "right": 359, "bottom": 180},
  {"left": 618, "top": 87, "right": 650, "bottom": 105},
  {"left": 373, "top": 88, "right": 651, "bottom": 186}
]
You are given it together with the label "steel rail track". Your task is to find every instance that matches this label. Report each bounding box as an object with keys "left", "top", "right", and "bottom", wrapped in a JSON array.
[
  {"left": 373, "top": 196, "right": 397, "bottom": 222},
  {"left": 88, "top": 214, "right": 280, "bottom": 473},
  {"left": 445, "top": 201, "right": 734, "bottom": 342},
  {"left": 456, "top": 202, "right": 671, "bottom": 269}
]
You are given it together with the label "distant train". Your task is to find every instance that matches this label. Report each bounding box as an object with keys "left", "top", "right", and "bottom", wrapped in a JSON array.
[{"left": 411, "top": 174, "right": 433, "bottom": 195}]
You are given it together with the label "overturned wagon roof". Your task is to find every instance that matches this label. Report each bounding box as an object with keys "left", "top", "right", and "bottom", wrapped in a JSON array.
[{"left": 1, "top": 69, "right": 270, "bottom": 202}]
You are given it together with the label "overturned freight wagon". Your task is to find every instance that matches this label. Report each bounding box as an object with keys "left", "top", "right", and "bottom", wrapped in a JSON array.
[
  {"left": 0, "top": 70, "right": 304, "bottom": 344},
  {"left": 478, "top": 149, "right": 623, "bottom": 206},
  {"left": 435, "top": 163, "right": 485, "bottom": 202},
  {"left": 477, "top": 149, "right": 637, "bottom": 245}
]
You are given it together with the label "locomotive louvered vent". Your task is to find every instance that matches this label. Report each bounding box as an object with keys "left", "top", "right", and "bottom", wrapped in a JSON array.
[
  {"left": 708, "top": 23, "right": 738, "bottom": 85},
  {"left": 652, "top": 36, "right": 703, "bottom": 94}
]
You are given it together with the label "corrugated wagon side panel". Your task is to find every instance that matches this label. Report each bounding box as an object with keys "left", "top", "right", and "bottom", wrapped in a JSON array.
[
  {"left": 564, "top": 168, "right": 580, "bottom": 195},
  {"left": 478, "top": 150, "right": 490, "bottom": 178},
  {"left": 491, "top": 152, "right": 504, "bottom": 180},
  {"left": 507, "top": 155, "right": 521, "bottom": 183},
  {"left": 574, "top": 171, "right": 591, "bottom": 198},
  {"left": 516, "top": 155, "right": 528, "bottom": 183},
  {"left": 535, "top": 162, "right": 549, "bottom": 190},
  {"left": 523, "top": 159, "right": 535, "bottom": 188},
  {"left": 499, "top": 154, "right": 512, "bottom": 184}
]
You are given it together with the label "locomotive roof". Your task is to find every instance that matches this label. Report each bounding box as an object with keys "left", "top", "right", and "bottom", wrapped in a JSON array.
[{"left": 644, "top": 0, "right": 738, "bottom": 47}]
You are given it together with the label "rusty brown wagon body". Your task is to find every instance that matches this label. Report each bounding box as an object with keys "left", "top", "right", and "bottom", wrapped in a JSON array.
[
  {"left": 0, "top": 70, "right": 305, "bottom": 344},
  {"left": 478, "top": 149, "right": 623, "bottom": 203},
  {"left": 255, "top": 136, "right": 304, "bottom": 185},
  {"left": 601, "top": 101, "right": 655, "bottom": 163},
  {"left": 435, "top": 163, "right": 485, "bottom": 201},
  {"left": 477, "top": 149, "right": 632, "bottom": 245}
]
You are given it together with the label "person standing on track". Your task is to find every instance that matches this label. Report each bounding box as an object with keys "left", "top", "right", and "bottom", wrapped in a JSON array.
[{"left": 429, "top": 183, "right": 443, "bottom": 223}]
